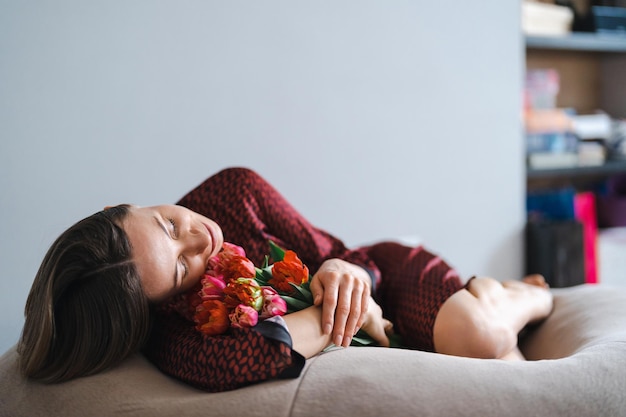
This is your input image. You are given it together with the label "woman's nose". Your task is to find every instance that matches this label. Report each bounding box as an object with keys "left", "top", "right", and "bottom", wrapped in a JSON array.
[{"left": 181, "top": 223, "right": 209, "bottom": 255}]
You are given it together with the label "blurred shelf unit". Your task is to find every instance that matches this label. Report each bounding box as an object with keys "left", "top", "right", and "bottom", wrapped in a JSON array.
[{"left": 525, "top": 33, "right": 626, "bottom": 191}]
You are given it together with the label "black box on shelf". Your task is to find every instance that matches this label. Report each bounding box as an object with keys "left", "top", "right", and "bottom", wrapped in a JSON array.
[
  {"left": 593, "top": 6, "right": 626, "bottom": 34},
  {"left": 525, "top": 220, "right": 585, "bottom": 288}
]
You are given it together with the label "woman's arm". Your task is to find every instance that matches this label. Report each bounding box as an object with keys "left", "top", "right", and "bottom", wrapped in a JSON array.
[
  {"left": 283, "top": 297, "right": 391, "bottom": 358},
  {"left": 282, "top": 306, "right": 333, "bottom": 358}
]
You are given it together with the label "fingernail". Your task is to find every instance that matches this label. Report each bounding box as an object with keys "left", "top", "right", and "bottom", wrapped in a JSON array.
[
  {"left": 344, "top": 336, "right": 352, "bottom": 347},
  {"left": 324, "top": 324, "right": 332, "bottom": 335},
  {"left": 334, "top": 334, "right": 343, "bottom": 346}
]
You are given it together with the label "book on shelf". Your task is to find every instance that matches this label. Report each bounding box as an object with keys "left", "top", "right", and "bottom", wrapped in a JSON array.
[
  {"left": 525, "top": 107, "right": 578, "bottom": 169},
  {"left": 527, "top": 146, "right": 606, "bottom": 169},
  {"left": 525, "top": 108, "right": 573, "bottom": 134},
  {"left": 578, "top": 140, "right": 607, "bottom": 166},
  {"left": 527, "top": 152, "right": 579, "bottom": 169},
  {"left": 526, "top": 131, "right": 578, "bottom": 154},
  {"left": 574, "top": 192, "right": 599, "bottom": 285},
  {"left": 525, "top": 108, "right": 611, "bottom": 169}
]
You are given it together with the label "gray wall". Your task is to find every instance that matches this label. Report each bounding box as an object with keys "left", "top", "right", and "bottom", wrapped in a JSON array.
[{"left": 0, "top": 1, "right": 524, "bottom": 353}]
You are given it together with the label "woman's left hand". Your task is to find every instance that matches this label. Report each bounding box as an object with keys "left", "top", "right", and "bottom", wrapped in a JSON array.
[{"left": 309, "top": 258, "right": 372, "bottom": 347}]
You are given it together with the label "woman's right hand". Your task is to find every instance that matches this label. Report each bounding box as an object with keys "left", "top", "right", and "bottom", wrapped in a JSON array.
[{"left": 359, "top": 297, "right": 393, "bottom": 347}]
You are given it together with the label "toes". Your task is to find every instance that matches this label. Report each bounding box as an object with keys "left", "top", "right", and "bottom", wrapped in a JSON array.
[{"left": 522, "top": 274, "right": 549, "bottom": 289}]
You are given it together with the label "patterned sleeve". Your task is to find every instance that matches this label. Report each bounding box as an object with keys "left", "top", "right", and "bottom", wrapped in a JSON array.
[
  {"left": 176, "top": 167, "right": 381, "bottom": 287},
  {"left": 143, "top": 310, "right": 305, "bottom": 393}
]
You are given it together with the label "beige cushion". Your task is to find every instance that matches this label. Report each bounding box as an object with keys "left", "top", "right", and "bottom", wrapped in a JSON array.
[{"left": 1, "top": 284, "right": 625, "bottom": 417}]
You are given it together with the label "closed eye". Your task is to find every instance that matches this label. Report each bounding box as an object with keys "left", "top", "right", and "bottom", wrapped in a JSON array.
[
  {"left": 180, "top": 257, "right": 189, "bottom": 281},
  {"left": 168, "top": 217, "right": 179, "bottom": 238}
]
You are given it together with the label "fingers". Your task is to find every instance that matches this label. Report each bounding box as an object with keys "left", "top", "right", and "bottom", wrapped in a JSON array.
[
  {"left": 383, "top": 319, "right": 394, "bottom": 336},
  {"left": 312, "top": 259, "right": 372, "bottom": 347},
  {"left": 309, "top": 275, "right": 324, "bottom": 306},
  {"left": 365, "top": 317, "right": 391, "bottom": 348},
  {"left": 329, "top": 276, "right": 369, "bottom": 347},
  {"left": 356, "top": 289, "right": 370, "bottom": 330},
  {"left": 340, "top": 282, "right": 363, "bottom": 347},
  {"left": 320, "top": 278, "right": 339, "bottom": 336},
  {"left": 371, "top": 328, "right": 390, "bottom": 348}
]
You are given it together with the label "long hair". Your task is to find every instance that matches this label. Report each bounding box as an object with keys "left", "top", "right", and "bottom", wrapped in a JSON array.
[{"left": 18, "top": 205, "right": 151, "bottom": 383}]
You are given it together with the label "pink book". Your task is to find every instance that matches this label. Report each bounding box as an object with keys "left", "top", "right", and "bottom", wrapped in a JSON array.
[{"left": 574, "top": 192, "right": 599, "bottom": 284}]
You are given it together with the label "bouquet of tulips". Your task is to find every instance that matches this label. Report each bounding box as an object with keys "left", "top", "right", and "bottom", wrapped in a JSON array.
[
  {"left": 169, "top": 241, "right": 310, "bottom": 336},
  {"left": 169, "top": 241, "right": 383, "bottom": 346}
]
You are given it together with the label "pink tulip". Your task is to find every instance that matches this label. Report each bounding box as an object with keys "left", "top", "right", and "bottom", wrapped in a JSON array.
[
  {"left": 199, "top": 274, "right": 226, "bottom": 300},
  {"left": 260, "top": 286, "right": 288, "bottom": 319},
  {"left": 229, "top": 304, "right": 259, "bottom": 328},
  {"left": 222, "top": 242, "right": 247, "bottom": 257}
]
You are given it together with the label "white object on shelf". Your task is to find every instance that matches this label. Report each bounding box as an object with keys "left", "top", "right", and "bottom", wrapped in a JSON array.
[
  {"left": 598, "top": 227, "right": 626, "bottom": 288},
  {"left": 522, "top": 0, "right": 574, "bottom": 36},
  {"left": 571, "top": 113, "right": 613, "bottom": 140}
]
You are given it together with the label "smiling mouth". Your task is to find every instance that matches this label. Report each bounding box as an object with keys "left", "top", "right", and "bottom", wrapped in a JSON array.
[{"left": 204, "top": 223, "right": 215, "bottom": 256}]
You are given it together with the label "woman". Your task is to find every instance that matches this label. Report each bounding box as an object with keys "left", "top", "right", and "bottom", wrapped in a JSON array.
[{"left": 18, "top": 167, "right": 553, "bottom": 392}]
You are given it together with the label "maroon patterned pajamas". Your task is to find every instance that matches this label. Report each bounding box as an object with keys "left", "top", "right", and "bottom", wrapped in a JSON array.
[{"left": 143, "top": 167, "right": 465, "bottom": 392}]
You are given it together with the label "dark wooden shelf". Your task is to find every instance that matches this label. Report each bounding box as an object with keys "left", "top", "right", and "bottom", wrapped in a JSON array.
[
  {"left": 526, "top": 33, "right": 626, "bottom": 52},
  {"left": 527, "top": 160, "right": 626, "bottom": 179},
  {"left": 527, "top": 160, "right": 626, "bottom": 191}
]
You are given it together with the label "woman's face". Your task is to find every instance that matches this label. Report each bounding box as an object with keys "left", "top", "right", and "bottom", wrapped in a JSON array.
[{"left": 122, "top": 205, "right": 224, "bottom": 302}]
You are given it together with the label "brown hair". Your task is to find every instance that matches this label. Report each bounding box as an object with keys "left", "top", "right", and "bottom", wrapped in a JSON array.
[{"left": 18, "top": 205, "right": 151, "bottom": 383}]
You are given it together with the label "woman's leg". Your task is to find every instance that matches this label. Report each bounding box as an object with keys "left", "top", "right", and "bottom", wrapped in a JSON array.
[
  {"left": 432, "top": 275, "right": 553, "bottom": 360},
  {"left": 366, "top": 242, "right": 466, "bottom": 352}
]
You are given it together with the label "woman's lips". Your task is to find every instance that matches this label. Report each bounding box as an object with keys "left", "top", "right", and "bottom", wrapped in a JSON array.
[{"left": 204, "top": 223, "right": 213, "bottom": 253}]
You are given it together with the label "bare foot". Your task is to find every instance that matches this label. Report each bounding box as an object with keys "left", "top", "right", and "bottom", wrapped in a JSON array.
[{"left": 502, "top": 276, "right": 553, "bottom": 324}]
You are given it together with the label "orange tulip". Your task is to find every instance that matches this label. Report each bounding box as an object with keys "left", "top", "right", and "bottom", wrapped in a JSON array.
[
  {"left": 211, "top": 243, "right": 256, "bottom": 281},
  {"left": 223, "top": 278, "right": 263, "bottom": 311},
  {"left": 194, "top": 300, "right": 230, "bottom": 336},
  {"left": 270, "top": 250, "right": 309, "bottom": 294}
]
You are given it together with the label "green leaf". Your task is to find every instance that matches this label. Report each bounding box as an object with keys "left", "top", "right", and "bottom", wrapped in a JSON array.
[
  {"left": 281, "top": 296, "right": 311, "bottom": 312},
  {"left": 347, "top": 330, "right": 406, "bottom": 348},
  {"left": 289, "top": 283, "right": 314, "bottom": 304},
  {"left": 255, "top": 266, "right": 274, "bottom": 286},
  {"left": 388, "top": 333, "right": 405, "bottom": 349},
  {"left": 350, "top": 329, "right": 376, "bottom": 346},
  {"left": 350, "top": 336, "right": 375, "bottom": 346},
  {"left": 268, "top": 240, "right": 286, "bottom": 262}
]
